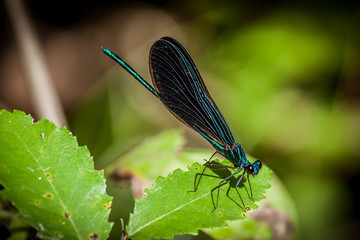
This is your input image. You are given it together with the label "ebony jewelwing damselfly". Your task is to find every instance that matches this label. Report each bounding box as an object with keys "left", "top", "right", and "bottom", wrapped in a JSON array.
[{"left": 102, "top": 37, "right": 262, "bottom": 212}]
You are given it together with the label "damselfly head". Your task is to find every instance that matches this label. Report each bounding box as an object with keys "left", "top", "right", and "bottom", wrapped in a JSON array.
[{"left": 246, "top": 160, "right": 262, "bottom": 176}]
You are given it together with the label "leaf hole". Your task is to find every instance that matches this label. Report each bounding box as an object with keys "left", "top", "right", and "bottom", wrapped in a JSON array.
[
  {"left": 103, "top": 202, "right": 112, "bottom": 210},
  {"left": 89, "top": 233, "right": 99, "bottom": 240}
]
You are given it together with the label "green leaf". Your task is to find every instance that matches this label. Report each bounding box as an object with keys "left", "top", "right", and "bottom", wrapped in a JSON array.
[
  {"left": 127, "top": 161, "right": 272, "bottom": 239},
  {"left": 0, "top": 110, "right": 113, "bottom": 239}
]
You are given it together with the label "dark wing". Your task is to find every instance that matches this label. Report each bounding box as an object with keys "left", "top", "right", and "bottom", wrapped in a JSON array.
[{"left": 149, "top": 37, "right": 235, "bottom": 146}]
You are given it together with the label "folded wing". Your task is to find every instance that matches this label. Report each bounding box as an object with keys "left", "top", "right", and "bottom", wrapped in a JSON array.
[{"left": 149, "top": 37, "right": 235, "bottom": 146}]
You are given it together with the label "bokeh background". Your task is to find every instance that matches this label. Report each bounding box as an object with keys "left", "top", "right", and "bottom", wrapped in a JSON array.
[{"left": 1, "top": 0, "right": 359, "bottom": 239}]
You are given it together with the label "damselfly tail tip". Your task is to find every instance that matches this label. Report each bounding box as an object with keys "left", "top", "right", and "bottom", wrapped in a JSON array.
[{"left": 101, "top": 47, "right": 111, "bottom": 55}]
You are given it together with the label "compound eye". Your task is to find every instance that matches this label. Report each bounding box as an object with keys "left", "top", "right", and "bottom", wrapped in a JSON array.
[{"left": 247, "top": 165, "right": 254, "bottom": 174}]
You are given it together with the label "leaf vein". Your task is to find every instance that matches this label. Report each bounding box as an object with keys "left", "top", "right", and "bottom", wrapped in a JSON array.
[{"left": 130, "top": 192, "right": 209, "bottom": 235}]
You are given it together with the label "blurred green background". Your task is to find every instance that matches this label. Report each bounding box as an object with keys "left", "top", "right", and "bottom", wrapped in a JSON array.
[{"left": 1, "top": 0, "right": 359, "bottom": 239}]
